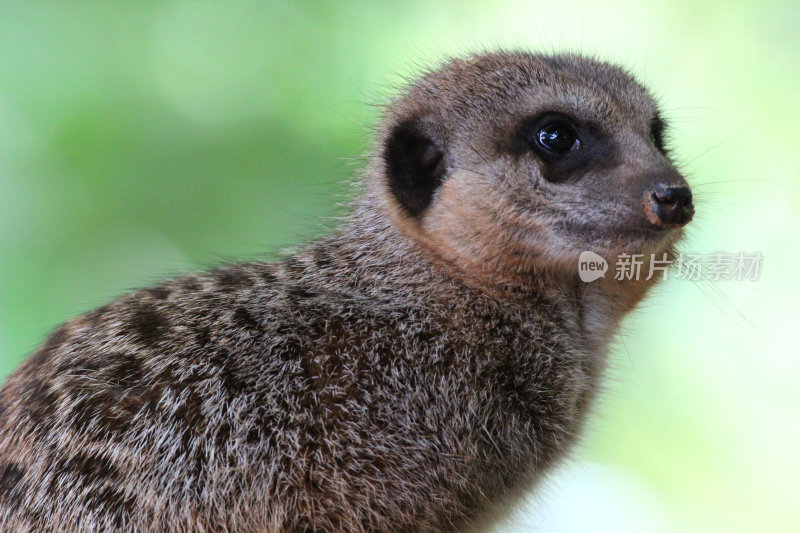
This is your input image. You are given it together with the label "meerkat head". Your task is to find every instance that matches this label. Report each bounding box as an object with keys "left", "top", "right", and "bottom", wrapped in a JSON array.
[{"left": 371, "top": 51, "right": 693, "bottom": 284}]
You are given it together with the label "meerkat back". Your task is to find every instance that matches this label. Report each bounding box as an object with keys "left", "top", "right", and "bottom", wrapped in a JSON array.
[{"left": 0, "top": 51, "right": 693, "bottom": 532}]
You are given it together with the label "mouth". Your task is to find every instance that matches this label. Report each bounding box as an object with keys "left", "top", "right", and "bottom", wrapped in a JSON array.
[
  {"left": 551, "top": 193, "right": 693, "bottom": 255},
  {"left": 553, "top": 219, "right": 677, "bottom": 253},
  {"left": 620, "top": 225, "right": 671, "bottom": 238}
]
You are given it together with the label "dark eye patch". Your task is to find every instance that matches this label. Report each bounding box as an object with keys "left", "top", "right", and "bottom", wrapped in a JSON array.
[
  {"left": 650, "top": 112, "right": 668, "bottom": 154},
  {"left": 508, "top": 113, "right": 617, "bottom": 183}
]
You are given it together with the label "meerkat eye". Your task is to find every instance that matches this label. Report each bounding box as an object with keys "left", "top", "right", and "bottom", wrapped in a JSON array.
[
  {"left": 531, "top": 116, "right": 581, "bottom": 156},
  {"left": 537, "top": 123, "right": 578, "bottom": 153}
]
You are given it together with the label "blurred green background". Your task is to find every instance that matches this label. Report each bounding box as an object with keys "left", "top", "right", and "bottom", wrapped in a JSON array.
[{"left": 1, "top": 1, "right": 798, "bottom": 531}]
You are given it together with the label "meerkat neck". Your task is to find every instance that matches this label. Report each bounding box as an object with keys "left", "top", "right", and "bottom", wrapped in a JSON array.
[
  {"left": 330, "top": 195, "right": 655, "bottom": 358},
  {"left": 335, "top": 196, "right": 572, "bottom": 310}
]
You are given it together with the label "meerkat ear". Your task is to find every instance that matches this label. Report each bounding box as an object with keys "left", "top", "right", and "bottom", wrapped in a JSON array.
[{"left": 384, "top": 118, "right": 447, "bottom": 217}]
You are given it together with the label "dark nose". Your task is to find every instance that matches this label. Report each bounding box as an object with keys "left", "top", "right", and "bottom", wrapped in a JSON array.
[{"left": 645, "top": 183, "right": 694, "bottom": 228}]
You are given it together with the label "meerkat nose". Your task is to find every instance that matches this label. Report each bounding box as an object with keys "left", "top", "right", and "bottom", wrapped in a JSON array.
[{"left": 645, "top": 184, "right": 694, "bottom": 228}]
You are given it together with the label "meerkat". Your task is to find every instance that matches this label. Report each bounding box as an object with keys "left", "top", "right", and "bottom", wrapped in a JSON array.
[{"left": 0, "top": 51, "right": 693, "bottom": 532}]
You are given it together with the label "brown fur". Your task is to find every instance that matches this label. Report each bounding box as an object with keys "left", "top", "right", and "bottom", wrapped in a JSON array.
[{"left": 0, "top": 51, "right": 691, "bottom": 531}]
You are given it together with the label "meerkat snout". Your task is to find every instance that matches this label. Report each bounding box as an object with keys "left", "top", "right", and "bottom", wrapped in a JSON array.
[{"left": 645, "top": 183, "right": 694, "bottom": 228}]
